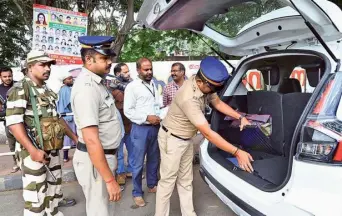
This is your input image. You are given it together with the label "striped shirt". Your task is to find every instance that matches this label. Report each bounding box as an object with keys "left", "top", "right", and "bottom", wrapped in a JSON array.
[
  {"left": 163, "top": 81, "right": 180, "bottom": 107},
  {"left": 5, "top": 76, "right": 58, "bottom": 131}
]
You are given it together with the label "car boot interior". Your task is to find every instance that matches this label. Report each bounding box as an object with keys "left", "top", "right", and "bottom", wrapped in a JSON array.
[{"left": 208, "top": 51, "right": 328, "bottom": 191}]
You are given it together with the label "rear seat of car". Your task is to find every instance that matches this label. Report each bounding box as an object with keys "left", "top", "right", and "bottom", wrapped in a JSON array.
[
  {"left": 247, "top": 66, "right": 311, "bottom": 156},
  {"left": 221, "top": 65, "right": 324, "bottom": 187}
]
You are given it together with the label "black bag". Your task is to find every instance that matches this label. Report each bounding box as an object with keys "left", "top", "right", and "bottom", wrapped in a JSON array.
[{"left": 223, "top": 113, "right": 277, "bottom": 154}]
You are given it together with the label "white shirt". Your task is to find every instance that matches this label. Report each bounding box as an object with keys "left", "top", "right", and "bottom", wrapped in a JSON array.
[
  {"left": 116, "top": 108, "right": 125, "bottom": 139},
  {"left": 124, "top": 77, "right": 160, "bottom": 125}
]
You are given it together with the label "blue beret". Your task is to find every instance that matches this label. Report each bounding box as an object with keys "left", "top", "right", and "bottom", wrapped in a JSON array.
[
  {"left": 200, "top": 56, "right": 230, "bottom": 85},
  {"left": 79, "top": 36, "right": 116, "bottom": 56}
]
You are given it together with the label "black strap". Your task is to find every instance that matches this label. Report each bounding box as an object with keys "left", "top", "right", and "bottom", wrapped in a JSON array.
[
  {"left": 77, "top": 142, "right": 117, "bottom": 155},
  {"left": 162, "top": 125, "right": 191, "bottom": 141},
  {"left": 27, "top": 81, "right": 44, "bottom": 149},
  {"left": 142, "top": 82, "right": 155, "bottom": 98},
  {"left": 140, "top": 123, "right": 160, "bottom": 126}
]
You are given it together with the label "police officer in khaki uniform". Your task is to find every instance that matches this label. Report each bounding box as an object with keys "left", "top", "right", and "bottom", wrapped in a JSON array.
[
  {"left": 155, "top": 57, "right": 254, "bottom": 216},
  {"left": 71, "top": 36, "right": 122, "bottom": 216}
]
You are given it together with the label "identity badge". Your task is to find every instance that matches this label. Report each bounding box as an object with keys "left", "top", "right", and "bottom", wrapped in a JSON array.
[{"left": 154, "top": 103, "right": 161, "bottom": 116}]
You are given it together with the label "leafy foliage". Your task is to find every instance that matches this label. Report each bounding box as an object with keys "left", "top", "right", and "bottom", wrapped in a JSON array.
[
  {"left": 208, "top": 0, "right": 284, "bottom": 37},
  {"left": 119, "top": 27, "right": 221, "bottom": 62},
  {"left": 2, "top": 0, "right": 342, "bottom": 65},
  {"left": 0, "top": 1, "right": 30, "bottom": 66}
]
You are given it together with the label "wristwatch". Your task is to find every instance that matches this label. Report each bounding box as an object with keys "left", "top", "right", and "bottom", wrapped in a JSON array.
[{"left": 239, "top": 114, "right": 246, "bottom": 121}]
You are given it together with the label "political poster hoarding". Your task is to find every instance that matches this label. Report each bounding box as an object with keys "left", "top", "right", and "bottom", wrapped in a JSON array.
[{"left": 32, "top": 4, "right": 88, "bottom": 65}]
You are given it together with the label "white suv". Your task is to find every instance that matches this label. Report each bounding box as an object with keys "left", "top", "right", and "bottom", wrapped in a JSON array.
[{"left": 138, "top": 1, "right": 342, "bottom": 215}]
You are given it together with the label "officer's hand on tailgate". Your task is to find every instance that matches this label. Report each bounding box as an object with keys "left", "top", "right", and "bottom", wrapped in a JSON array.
[
  {"left": 31, "top": 149, "right": 49, "bottom": 164},
  {"left": 147, "top": 115, "right": 161, "bottom": 125},
  {"left": 235, "top": 149, "right": 254, "bottom": 173},
  {"left": 106, "top": 180, "right": 121, "bottom": 202}
]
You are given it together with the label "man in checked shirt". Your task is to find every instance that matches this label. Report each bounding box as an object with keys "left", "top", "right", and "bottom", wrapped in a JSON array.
[
  {"left": 162, "top": 63, "right": 202, "bottom": 163},
  {"left": 162, "top": 62, "right": 186, "bottom": 107}
]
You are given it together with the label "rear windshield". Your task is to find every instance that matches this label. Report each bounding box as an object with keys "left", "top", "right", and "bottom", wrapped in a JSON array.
[{"left": 206, "top": 1, "right": 287, "bottom": 37}]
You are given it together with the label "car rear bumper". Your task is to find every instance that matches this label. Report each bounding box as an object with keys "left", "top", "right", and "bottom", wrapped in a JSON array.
[
  {"left": 199, "top": 166, "right": 264, "bottom": 216},
  {"left": 199, "top": 140, "right": 321, "bottom": 216}
]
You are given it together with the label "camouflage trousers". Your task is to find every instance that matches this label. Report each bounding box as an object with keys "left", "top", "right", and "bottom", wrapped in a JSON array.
[{"left": 17, "top": 144, "right": 64, "bottom": 216}]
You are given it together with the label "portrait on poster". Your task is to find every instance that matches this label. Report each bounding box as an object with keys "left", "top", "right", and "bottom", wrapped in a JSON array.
[{"left": 32, "top": 4, "right": 88, "bottom": 64}]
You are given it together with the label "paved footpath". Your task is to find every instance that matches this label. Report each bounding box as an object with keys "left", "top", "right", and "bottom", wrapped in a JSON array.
[
  {"left": 0, "top": 144, "right": 76, "bottom": 191},
  {"left": 0, "top": 165, "right": 236, "bottom": 216}
]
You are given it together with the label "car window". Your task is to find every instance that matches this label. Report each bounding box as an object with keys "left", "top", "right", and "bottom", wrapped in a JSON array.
[
  {"left": 241, "top": 69, "right": 265, "bottom": 91},
  {"left": 337, "top": 97, "right": 342, "bottom": 121},
  {"left": 206, "top": 1, "right": 286, "bottom": 37}
]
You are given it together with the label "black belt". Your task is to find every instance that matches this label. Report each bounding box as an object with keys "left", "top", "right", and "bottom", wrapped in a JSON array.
[
  {"left": 139, "top": 123, "right": 160, "bottom": 126},
  {"left": 162, "top": 125, "right": 191, "bottom": 141},
  {"left": 77, "top": 142, "right": 117, "bottom": 155}
]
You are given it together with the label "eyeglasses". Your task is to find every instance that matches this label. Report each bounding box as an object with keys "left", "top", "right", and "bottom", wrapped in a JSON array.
[
  {"left": 206, "top": 81, "right": 225, "bottom": 93},
  {"left": 171, "top": 70, "right": 182, "bottom": 73}
]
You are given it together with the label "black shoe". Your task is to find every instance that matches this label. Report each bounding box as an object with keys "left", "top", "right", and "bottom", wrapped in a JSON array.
[
  {"left": 58, "top": 198, "right": 76, "bottom": 207},
  {"left": 11, "top": 165, "right": 20, "bottom": 173},
  {"left": 193, "top": 154, "right": 200, "bottom": 164}
]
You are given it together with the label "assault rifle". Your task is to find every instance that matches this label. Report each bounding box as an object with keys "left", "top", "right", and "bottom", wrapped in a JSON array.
[{"left": 26, "top": 128, "right": 57, "bottom": 182}]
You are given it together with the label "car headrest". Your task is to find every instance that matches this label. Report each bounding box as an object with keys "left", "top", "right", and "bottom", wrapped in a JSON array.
[
  {"left": 299, "top": 63, "right": 324, "bottom": 87},
  {"left": 278, "top": 78, "right": 302, "bottom": 94},
  {"left": 306, "top": 67, "right": 324, "bottom": 87},
  {"left": 259, "top": 66, "right": 280, "bottom": 85}
]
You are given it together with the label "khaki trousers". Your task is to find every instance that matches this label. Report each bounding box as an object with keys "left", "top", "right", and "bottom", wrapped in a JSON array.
[
  {"left": 73, "top": 149, "right": 117, "bottom": 216},
  {"left": 155, "top": 129, "right": 197, "bottom": 216}
]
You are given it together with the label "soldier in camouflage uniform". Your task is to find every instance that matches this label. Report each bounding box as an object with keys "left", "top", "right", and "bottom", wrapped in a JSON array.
[{"left": 6, "top": 50, "right": 78, "bottom": 216}]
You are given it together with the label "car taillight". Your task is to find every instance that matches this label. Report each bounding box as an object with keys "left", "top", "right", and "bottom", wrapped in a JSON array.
[
  {"left": 296, "top": 72, "right": 342, "bottom": 164},
  {"left": 297, "top": 141, "right": 337, "bottom": 162},
  {"left": 333, "top": 141, "right": 342, "bottom": 161}
]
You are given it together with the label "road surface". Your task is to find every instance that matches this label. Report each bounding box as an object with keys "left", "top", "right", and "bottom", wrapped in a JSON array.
[{"left": 0, "top": 165, "right": 236, "bottom": 216}]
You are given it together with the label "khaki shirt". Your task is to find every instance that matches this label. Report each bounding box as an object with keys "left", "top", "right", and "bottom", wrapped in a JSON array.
[
  {"left": 163, "top": 75, "right": 218, "bottom": 139},
  {"left": 71, "top": 68, "right": 121, "bottom": 149}
]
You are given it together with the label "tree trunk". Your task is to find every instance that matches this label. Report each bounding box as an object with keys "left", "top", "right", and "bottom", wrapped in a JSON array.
[{"left": 111, "top": 0, "right": 136, "bottom": 62}]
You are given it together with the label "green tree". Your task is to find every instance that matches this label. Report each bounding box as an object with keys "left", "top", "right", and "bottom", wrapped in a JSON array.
[
  {"left": 208, "top": 0, "right": 283, "bottom": 37},
  {"left": 0, "top": 1, "right": 30, "bottom": 66},
  {"left": 5, "top": 0, "right": 143, "bottom": 65},
  {"left": 120, "top": 28, "right": 220, "bottom": 62}
]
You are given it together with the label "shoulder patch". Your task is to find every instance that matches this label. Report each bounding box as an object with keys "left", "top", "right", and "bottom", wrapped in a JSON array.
[
  {"left": 6, "top": 80, "right": 29, "bottom": 100},
  {"left": 13, "top": 81, "right": 23, "bottom": 88},
  {"left": 7, "top": 81, "right": 24, "bottom": 95}
]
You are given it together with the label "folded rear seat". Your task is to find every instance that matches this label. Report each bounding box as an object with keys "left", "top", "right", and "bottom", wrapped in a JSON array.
[
  {"left": 247, "top": 91, "right": 284, "bottom": 155},
  {"left": 282, "top": 93, "right": 311, "bottom": 156},
  {"left": 247, "top": 71, "right": 311, "bottom": 156}
]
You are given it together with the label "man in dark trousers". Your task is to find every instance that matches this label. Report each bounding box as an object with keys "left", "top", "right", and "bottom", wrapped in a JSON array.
[
  {"left": 109, "top": 63, "right": 133, "bottom": 189},
  {"left": 124, "top": 57, "right": 161, "bottom": 207},
  {"left": 0, "top": 67, "right": 19, "bottom": 173}
]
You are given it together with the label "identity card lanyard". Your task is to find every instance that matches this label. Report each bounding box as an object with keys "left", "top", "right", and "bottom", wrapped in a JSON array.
[
  {"left": 142, "top": 82, "right": 160, "bottom": 116},
  {"left": 142, "top": 82, "right": 155, "bottom": 98}
]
